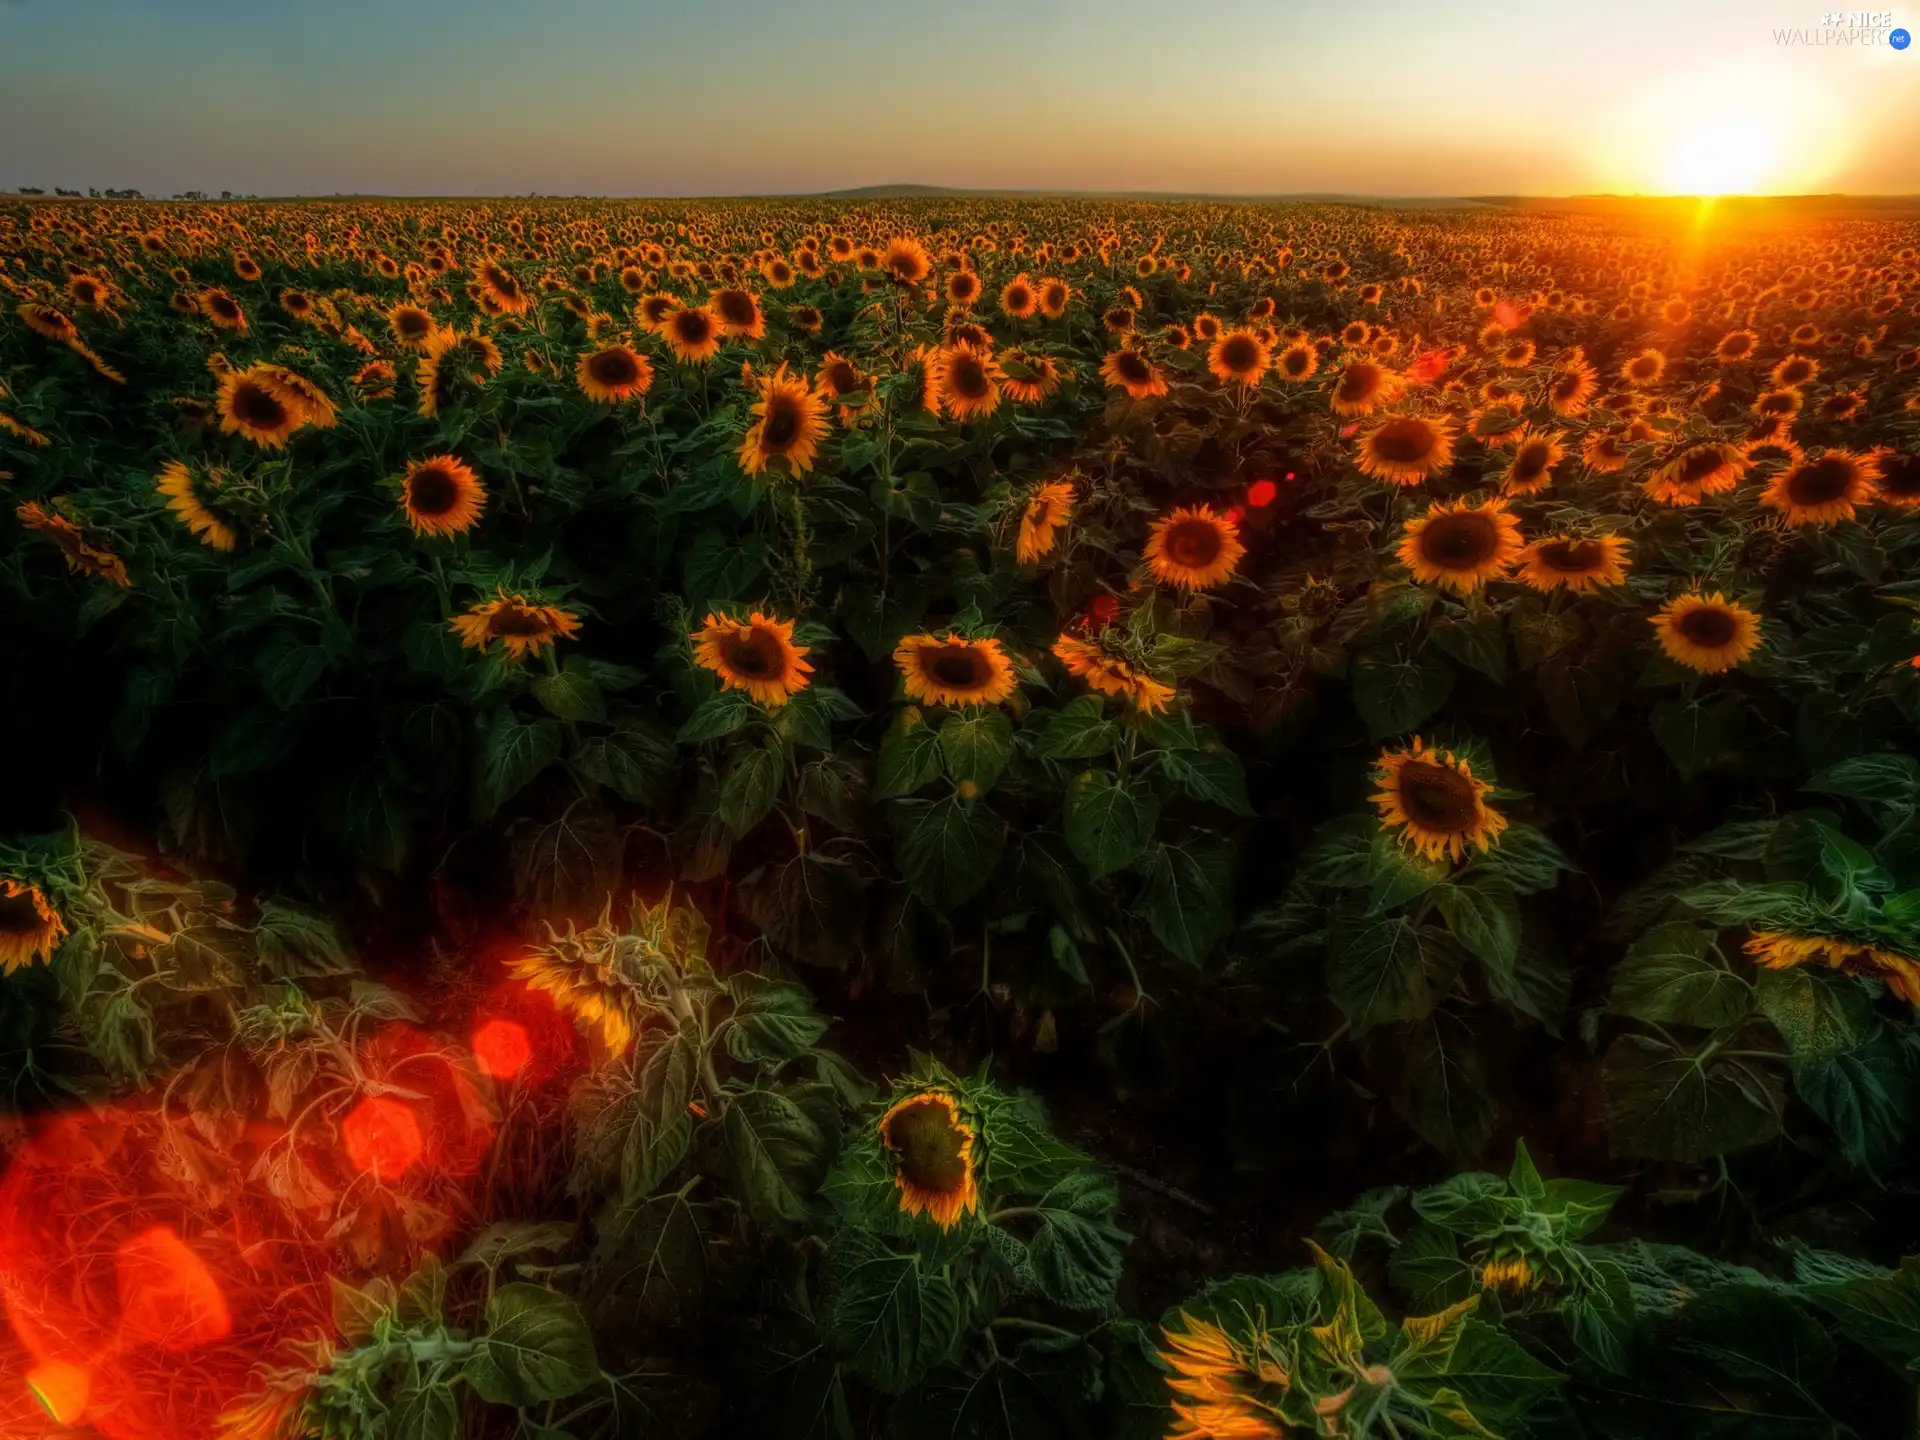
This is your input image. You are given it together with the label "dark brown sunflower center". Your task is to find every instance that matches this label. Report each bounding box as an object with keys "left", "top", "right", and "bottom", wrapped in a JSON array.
[
  {"left": 716, "top": 290, "right": 755, "bottom": 325},
  {"left": 644, "top": 298, "right": 675, "bottom": 323},
  {"left": 761, "top": 397, "right": 803, "bottom": 451},
  {"left": 231, "top": 383, "right": 289, "bottom": 428},
  {"left": 1396, "top": 761, "right": 1479, "bottom": 829},
  {"left": 1628, "top": 358, "right": 1658, "bottom": 379},
  {"left": 0, "top": 890, "right": 46, "bottom": 936},
  {"left": 489, "top": 605, "right": 553, "bottom": 639},
  {"left": 1113, "top": 352, "right": 1151, "bottom": 383},
  {"left": 588, "top": 350, "right": 640, "bottom": 386},
  {"left": 720, "top": 631, "right": 781, "bottom": 678},
  {"left": 1551, "top": 372, "right": 1585, "bottom": 400},
  {"left": 1538, "top": 540, "right": 1602, "bottom": 572},
  {"left": 1878, "top": 454, "right": 1920, "bottom": 495},
  {"left": 1513, "top": 444, "right": 1551, "bottom": 481},
  {"left": 1677, "top": 605, "right": 1738, "bottom": 648},
  {"left": 1372, "top": 420, "right": 1437, "bottom": 463},
  {"left": 408, "top": 467, "right": 460, "bottom": 516},
  {"left": 824, "top": 361, "right": 858, "bottom": 394},
  {"left": 1339, "top": 366, "right": 1381, "bottom": 402},
  {"left": 1220, "top": 336, "right": 1261, "bottom": 372},
  {"left": 949, "top": 355, "right": 991, "bottom": 399},
  {"left": 208, "top": 295, "right": 239, "bottom": 319},
  {"left": 884, "top": 1099, "right": 969, "bottom": 1194},
  {"left": 1778, "top": 360, "right": 1813, "bottom": 384},
  {"left": 1419, "top": 513, "right": 1498, "bottom": 568},
  {"left": 1722, "top": 335, "right": 1753, "bottom": 356},
  {"left": 1006, "top": 286, "right": 1032, "bottom": 309},
  {"left": 1679, "top": 448, "right": 1730, "bottom": 484},
  {"left": 950, "top": 275, "right": 977, "bottom": 297},
  {"left": 397, "top": 310, "right": 430, "bottom": 337},
  {"left": 1787, "top": 458, "right": 1855, "bottom": 505},
  {"left": 1282, "top": 348, "right": 1312, "bottom": 375},
  {"left": 925, "top": 647, "right": 989, "bottom": 689},
  {"left": 1165, "top": 519, "right": 1224, "bottom": 569}
]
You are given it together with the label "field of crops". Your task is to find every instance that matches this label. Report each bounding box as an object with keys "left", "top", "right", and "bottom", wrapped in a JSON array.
[{"left": 2, "top": 195, "right": 1920, "bottom": 1439}]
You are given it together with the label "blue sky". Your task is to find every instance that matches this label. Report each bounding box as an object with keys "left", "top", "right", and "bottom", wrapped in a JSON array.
[{"left": 1, "top": 0, "right": 1914, "bottom": 196}]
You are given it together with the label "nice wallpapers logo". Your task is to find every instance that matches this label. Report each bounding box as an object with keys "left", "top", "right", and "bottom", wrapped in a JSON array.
[{"left": 1775, "top": 10, "right": 1911, "bottom": 44}]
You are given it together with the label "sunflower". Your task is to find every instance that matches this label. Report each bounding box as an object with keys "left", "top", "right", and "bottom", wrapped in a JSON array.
[
  {"left": 1272, "top": 340, "right": 1318, "bottom": 382},
  {"left": 945, "top": 269, "right": 981, "bottom": 307},
  {"left": 156, "top": 459, "right": 241, "bottom": 551},
  {"left": 1207, "top": 328, "right": 1271, "bottom": 387},
  {"left": 199, "top": 288, "right": 249, "bottom": 333},
  {"left": 19, "top": 302, "right": 80, "bottom": 345},
  {"left": 451, "top": 590, "right": 582, "bottom": 663},
  {"left": 1581, "top": 429, "right": 1632, "bottom": 473},
  {"left": 1330, "top": 359, "right": 1398, "bottom": 416},
  {"left": 878, "top": 1091, "right": 979, "bottom": 1230},
  {"left": 1761, "top": 449, "right": 1877, "bottom": 526},
  {"left": 739, "top": 364, "right": 828, "bottom": 478},
  {"left": 1355, "top": 414, "right": 1455, "bottom": 486},
  {"left": 0, "top": 877, "right": 67, "bottom": 974},
  {"left": 387, "top": 304, "right": 436, "bottom": 350},
  {"left": 256, "top": 366, "right": 337, "bottom": 429},
  {"left": 1502, "top": 428, "right": 1564, "bottom": 495},
  {"left": 1052, "top": 634, "right": 1175, "bottom": 714},
  {"left": 1651, "top": 593, "right": 1763, "bottom": 674},
  {"left": 576, "top": 343, "right": 655, "bottom": 404},
  {"left": 1715, "top": 329, "right": 1759, "bottom": 362},
  {"left": 998, "top": 348, "right": 1062, "bottom": 405},
  {"left": 216, "top": 367, "right": 302, "bottom": 449},
  {"left": 1874, "top": 449, "right": 1920, "bottom": 509},
  {"left": 509, "top": 940, "right": 639, "bottom": 1055},
  {"left": 636, "top": 291, "right": 681, "bottom": 331},
  {"left": 1642, "top": 442, "right": 1749, "bottom": 506},
  {"left": 1548, "top": 358, "right": 1598, "bottom": 415},
  {"left": 1037, "top": 278, "right": 1071, "bottom": 319},
  {"left": 17, "top": 502, "right": 132, "bottom": 586},
  {"left": 1100, "top": 347, "right": 1167, "bottom": 400},
  {"left": 710, "top": 287, "right": 765, "bottom": 340},
  {"left": 417, "top": 327, "right": 503, "bottom": 419},
  {"left": 661, "top": 304, "right": 722, "bottom": 364},
  {"left": 893, "top": 633, "right": 1017, "bottom": 708},
  {"left": 879, "top": 236, "right": 932, "bottom": 287},
  {"left": 933, "top": 342, "right": 1002, "bottom": 421},
  {"left": 1481, "top": 1255, "right": 1537, "bottom": 1294},
  {"left": 1771, "top": 353, "right": 1819, "bottom": 387},
  {"left": 1745, "top": 931, "right": 1920, "bottom": 1007},
  {"left": 477, "top": 262, "right": 530, "bottom": 315},
  {"left": 1619, "top": 348, "right": 1665, "bottom": 387},
  {"left": 691, "top": 610, "right": 813, "bottom": 707},
  {"left": 401, "top": 455, "right": 487, "bottom": 538},
  {"left": 815, "top": 351, "right": 873, "bottom": 416},
  {"left": 0, "top": 411, "right": 50, "bottom": 447},
  {"left": 1372, "top": 738, "right": 1508, "bottom": 863},
  {"left": 1397, "top": 496, "right": 1524, "bottom": 594},
  {"left": 1515, "top": 534, "right": 1631, "bottom": 593},
  {"left": 1016, "top": 480, "right": 1075, "bottom": 564},
  {"left": 1160, "top": 1312, "right": 1279, "bottom": 1440}
]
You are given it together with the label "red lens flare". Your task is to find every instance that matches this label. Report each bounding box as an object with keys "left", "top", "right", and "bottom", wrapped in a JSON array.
[
  {"left": 471, "top": 1017, "right": 533, "bottom": 1081},
  {"left": 1246, "top": 479, "right": 1278, "bottom": 508},
  {"left": 114, "top": 1226, "right": 232, "bottom": 1350},
  {"left": 26, "top": 1359, "right": 91, "bottom": 1425},
  {"left": 340, "top": 1096, "right": 425, "bottom": 1180}
]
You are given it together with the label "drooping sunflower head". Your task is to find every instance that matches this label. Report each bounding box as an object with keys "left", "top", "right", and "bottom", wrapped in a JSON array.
[
  {"left": 738, "top": 364, "right": 829, "bottom": 478},
  {"left": 878, "top": 1090, "right": 979, "bottom": 1230},
  {"left": 577, "top": 343, "right": 655, "bottom": 404},
  {"left": 199, "top": 288, "right": 249, "bottom": 333},
  {"left": 999, "top": 347, "right": 1062, "bottom": 405},
  {"left": 509, "top": 931, "right": 639, "bottom": 1056},
  {"left": 477, "top": 262, "right": 530, "bottom": 315},
  {"left": 1762, "top": 449, "right": 1877, "bottom": 526},
  {"left": 1051, "top": 633, "right": 1175, "bottom": 714},
  {"left": 1651, "top": 592, "right": 1763, "bottom": 675},
  {"left": 417, "top": 327, "right": 504, "bottom": 419},
  {"left": 450, "top": 590, "right": 582, "bottom": 663},
  {"left": 1371, "top": 738, "right": 1508, "bottom": 864},
  {"left": 691, "top": 610, "right": 813, "bottom": 708},
  {"left": 0, "top": 877, "right": 67, "bottom": 975},
  {"left": 1146, "top": 506, "right": 1246, "bottom": 592},
  {"left": 19, "top": 302, "right": 81, "bottom": 345},
  {"left": 1516, "top": 534, "right": 1630, "bottom": 593},
  {"left": 1356, "top": 414, "right": 1455, "bottom": 485},
  {"left": 1100, "top": 347, "right": 1167, "bottom": 399},
  {"left": 893, "top": 632, "right": 1018, "bottom": 709},
  {"left": 1642, "top": 442, "right": 1749, "bottom": 506},
  {"left": 1016, "top": 480, "right": 1076, "bottom": 564},
  {"left": 1396, "top": 496, "right": 1524, "bottom": 594},
  {"left": 156, "top": 459, "right": 242, "bottom": 552},
  {"left": 16, "top": 501, "right": 131, "bottom": 586},
  {"left": 1745, "top": 931, "right": 1920, "bottom": 1007},
  {"left": 401, "top": 455, "right": 487, "bottom": 538}
]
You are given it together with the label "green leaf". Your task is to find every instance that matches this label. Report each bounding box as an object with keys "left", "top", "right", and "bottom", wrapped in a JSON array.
[
  {"left": 253, "top": 631, "right": 331, "bottom": 708},
  {"left": 1807, "top": 752, "right": 1919, "bottom": 811},
  {"left": 474, "top": 711, "right": 563, "bottom": 820},
  {"left": 725, "top": 1086, "right": 829, "bottom": 1226},
  {"left": 820, "top": 1227, "right": 964, "bottom": 1394},
  {"left": 1793, "top": 1030, "right": 1915, "bottom": 1173},
  {"left": 389, "top": 1382, "right": 460, "bottom": 1440},
  {"left": 1651, "top": 695, "right": 1740, "bottom": 778},
  {"left": 1156, "top": 747, "right": 1255, "bottom": 816},
  {"left": 1137, "top": 838, "right": 1235, "bottom": 966},
  {"left": 1424, "top": 1317, "right": 1564, "bottom": 1427},
  {"left": 621, "top": 1033, "right": 696, "bottom": 1202},
  {"left": 1389, "top": 1222, "right": 1475, "bottom": 1312},
  {"left": 876, "top": 706, "right": 945, "bottom": 798},
  {"left": 1603, "top": 1030, "right": 1786, "bottom": 1160},
  {"left": 720, "top": 743, "right": 784, "bottom": 837},
  {"left": 532, "top": 657, "right": 609, "bottom": 722},
  {"left": 466, "top": 1283, "right": 600, "bottom": 1406},
  {"left": 1032, "top": 695, "right": 1120, "bottom": 760},
  {"left": 1808, "top": 1255, "right": 1920, "bottom": 1374},
  {"left": 1329, "top": 916, "right": 1461, "bottom": 1036},
  {"left": 727, "top": 973, "right": 831, "bottom": 1067},
  {"left": 1431, "top": 612, "right": 1507, "bottom": 683},
  {"left": 1435, "top": 876, "right": 1521, "bottom": 971},
  {"left": 1065, "top": 770, "right": 1160, "bottom": 880},
  {"left": 1475, "top": 824, "right": 1572, "bottom": 895},
  {"left": 678, "top": 690, "right": 756, "bottom": 744},
  {"left": 574, "top": 717, "right": 678, "bottom": 805},
  {"left": 938, "top": 709, "right": 1015, "bottom": 794},
  {"left": 1027, "top": 1170, "right": 1128, "bottom": 1313},
  {"left": 1609, "top": 923, "right": 1752, "bottom": 1028},
  {"left": 1754, "top": 965, "right": 1872, "bottom": 1063},
  {"left": 1368, "top": 832, "right": 1449, "bottom": 913},
  {"left": 1367, "top": 1010, "right": 1498, "bottom": 1159},
  {"left": 1352, "top": 646, "right": 1454, "bottom": 740},
  {"left": 897, "top": 795, "right": 1004, "bottom": 910}
]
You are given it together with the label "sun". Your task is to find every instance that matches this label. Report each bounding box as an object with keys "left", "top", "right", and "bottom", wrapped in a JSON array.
[{"left": 1663, "top": 118, "right": 1782, "bottom": 195}]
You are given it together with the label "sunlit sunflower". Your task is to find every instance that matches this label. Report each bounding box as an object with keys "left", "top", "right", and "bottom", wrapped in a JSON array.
[
  {"left": 1761, "top": 449, "right": 1878, "bottom": 526},
  {"left": 1372, "top": 738, "right": 1508, "bottom": 863},
  {"left": 662, "top": 304, "right": 722, "bottom": 364},
  {"left": 1715, "top": 329, "right": 1759, "bottom": 363},
  {"left": 710, "top": 287, "right": 766, "bottom": 340},
  {"left": 0, "top": 877, "right": 67, "bottom": 974},
  {"left": 893, "top": 633, "right": 1017, "bottom": 708},
  {"left": 1052, "top": 634, "right": 1175, "bottom": 714},
  {"left": 156, "top": 459, "right": 241, "bottom": 551},
  {"left": 991, "top": 273, "right": 1036, "bottom": 319},
  {"left": 1873, "top": 449, "right": 1920, "bottom": 509},
  {"left": 1099, "top": 347, "right": 1167, "bottom": 400},
  {"left": 451, "top": 590, "right": 582, "bottom": 663},
  {"left": 401, "top": 455, "right": 487, "bottom": 538},
  {"left": 1547, "top": 357, "right": 1598, "bottom": 416},
  {"left": 1272, "top": 340, "right": 1318, "bottom": 383},
  {"left": 199, "top": 288, "right": 249, "bottom": 334},
  {"left": 1397, "top": 496, "right": 1523, "bottom": 594},
  {"left": 691, "top": 610, "right": 813, "bottom": 707},
  {"left": 927, "top": 342, "right": 1001, "bottom": 422},
  {"left": 1037, "top": 278, "right": 1071, "bottom": 319},
  {"left": 1619, "top": 348, "right": 1665, "bottom": 387},
  {"left": 1643, "top": 442, "right": 1749, "bottom": 506},
  {"left": 477, "top": 262, "right": 531, "bottom": 315},
  {"left": 878, "top": 1091, "right": 979, "bottom": 1230},
  {"left": 998, "top": 348, "right": 1062, "bottom": 405},
  {"left": 1501, "top": 427, "right": 1564, "bottom": 495},
  {"left": 387, "top": 304, "right": 436, "bottom": 350},
  {"left": 1745, "top": 931, "right": 1920, "bottom": 1007},
  {"left": 636, "top": 291, "right": 681, "bottom": 331},
  {"left": 1581, "top": 429, "right": 1632, "bottom": 474},
  {"left": 1330, "top": 359, "right": 1398, "bottom": 416},
  {"left": 1651, "top": 593, "right": 1763, "bottom": 674},
  {"left": 880, "top": 236, "right": 932, "bottom": 286},
  {"left": 576, "top": 343, "right": 655, "bottom": 404},
  {"left": 217, "top": 367, "right": 302, "bottom": 449},
  {"left": 1016, "top": 480, "right": 1076, "bottom": 564},
  {"left": 1355, "top": 414, "right": 1455, "bottom": 485},
  {"left": 1145, "top": 506, "right": 1245, "bottom": 593},
  {"left": 945, "top": 269, "right": 981, "bottom": 308},
  {"left": 739, "top": 364, "right": 828, "bottom": 478},
  {"left": 1515, "top": 534, "right": 1631, "bottom": 593},
  {"left": 1207, "top": 328, "right": 1271, "bottom": 387},
  {"left": 509, "top": 938, "right": 639, "bottom": 1056},
  {"left": 16, "top": 501, "right": 131, "bottom": 586}
]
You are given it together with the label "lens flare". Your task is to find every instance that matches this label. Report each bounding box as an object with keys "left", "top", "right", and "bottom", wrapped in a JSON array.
[
  {"left": 340, "top": 1097, "right": 425, "bottom": 1180},
  {"left": 472, "top": 1017, "right": 533, "bottom": 1081}
]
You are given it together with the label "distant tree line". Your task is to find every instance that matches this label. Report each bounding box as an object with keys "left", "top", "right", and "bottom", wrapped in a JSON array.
[{"left": 5, "top": 188, "right": 261, "bottom": 200}]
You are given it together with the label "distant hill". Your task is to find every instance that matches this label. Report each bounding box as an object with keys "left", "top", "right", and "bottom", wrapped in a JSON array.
[{"left": 808, "top": 184, "right": 1490, "bottom": 207}]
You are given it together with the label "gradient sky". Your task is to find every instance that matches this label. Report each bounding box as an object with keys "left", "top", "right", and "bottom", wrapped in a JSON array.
[{"left": 1, "top": 0, "right": 1916, "bottom": 197}]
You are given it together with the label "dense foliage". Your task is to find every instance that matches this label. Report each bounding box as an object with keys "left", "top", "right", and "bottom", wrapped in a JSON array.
[{"left": 1, "top": 194, "right": 1919, "bottom": 1437}]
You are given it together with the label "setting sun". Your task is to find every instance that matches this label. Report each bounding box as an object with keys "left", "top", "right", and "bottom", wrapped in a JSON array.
[{"left": 1664, "top": 117, "right": 1782, "bottom": 194}]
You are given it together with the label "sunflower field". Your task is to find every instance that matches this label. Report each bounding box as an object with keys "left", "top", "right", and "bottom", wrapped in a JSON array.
[{"left": 2, "top": 194, "right": 1920, "bottom": 1439}]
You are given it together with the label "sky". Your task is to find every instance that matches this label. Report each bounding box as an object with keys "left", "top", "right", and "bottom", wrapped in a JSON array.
[{"left": 0, "top": 0, "right": 1915, "bottom": 198}]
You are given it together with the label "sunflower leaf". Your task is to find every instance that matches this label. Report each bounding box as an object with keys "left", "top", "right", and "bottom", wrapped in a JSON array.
[
  {"left": 466, "top": 1282, "right": 600, "bottom": 1407},
  {"left": 819, "top": 1227, "right": 964, "bottom": 1394},
  {"left": 896, "top": 795, "right": 1003, "bottom": 911},
  {"left": 1065, "top": 770, "right": 1159, "bottom": 880}
]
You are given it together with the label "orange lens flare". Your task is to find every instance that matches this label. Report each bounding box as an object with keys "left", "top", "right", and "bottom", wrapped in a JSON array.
[
  {"left": 472, "top": 1017, "right": 533, "bottom": 1080},
  {"left": 26, "top": 1360, "right": 91, "bottom": 1425},
  {"left": 114, "top": 1226, "right": 232, "bottom": 1350},
  {"left": 340, "top": 1096, "right": 425, "bottom": 1180}
]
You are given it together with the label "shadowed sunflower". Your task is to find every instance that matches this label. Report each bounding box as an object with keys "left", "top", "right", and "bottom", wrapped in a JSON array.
[
  {"left": 1330, "top": 359, "right": 1398, "bottom": 416},
  {"left": 1643, "top": 442, "right": 1748, "bottom": 506},
  {"left": 1373, "top": 738, "right": 1508, "bottom": 863},
  {"left": 691, "top": 610, "right": 813, "bottom": 707},
  {"left": 1874, "top": 449, "right": 1920, "bottom": 509},
  {"left": 815, "top": 351, "right": 873, "bottom": 419},
  {"left": 17, "top": 502, "right": 131, "bottom": 586},
  {"left": 1017, "top": 480, "right": 1076, "bottom": 564},
  {"left": 1397, "top": 496, "right": 1523, "bottom": 594},
  {"left": 1761, "top": 450, "right": 1877, "bottom": 526},
  {"left": 509, "top": 937, "right": 639, "bottom": 1055},
  {"left": 1052, "top": 634, "right": 1175, "bottom": 714},
  {"left": 739, "top": 364, "right": 828, "bottom": 478},
  {"left": 999, "top": 348, "right": 1062, "bottom": 405},
  {"left": 451, "top": 590, "right": 582, "bottom": 663},
  {"left": 933, "top": 342, "right": 1003, "bottom": 421},
  {"left": 1651, "top": 593, "right": 1762, "bottom": 674},
  {"left": 401, "top": 455, "right": 486, "bottom": 538},
  {"left": 1037, "top": 278, "right": 1071, "bottom": 319},
  {"left": 1100, "top": 347, "right": 1167, "bottom": 399},
  {"left": 878, "top": 1091, "right": 979, "bottom": 1229},
  {"left": 388, "top": 304, "right": 435, "bottom": 350},
  {"left": 1516, "top": 534, "right": 1630, "bottom": 593},
  {"left": 157, "top": 459, "right": 241, "bottom": 551},
  {"left": 577, "top": 343, "right": 655, "bottom": 404},
  {"left": 199, "top": 288, "right": 249, "bottom": 334},
  {"left": 0, "top": 877, "right": 67, "bottom": 974},
  {"left": 1207, "top": 328, "right": 1271, "bottom": 387},
  {"left": 256, "top": 366, "right": 337, "bottom": 429},
  {"left": 417, "top": 327, "right": 503, "bottom": 420},
  {"left": 1746, "top": 931, "right": 1920, "bottom": 1007},
  {"left": 19, "top": 302, "right": 80, "bottom": 345},
  {"left": 1502, "top": 427, "right": 1564, "bottom": 495},
  {"left": 894, "top": 633, "right": 1017, "bottom": 708},
  {"left": 710, "top": 288, "right": 765, "bottom": 340},
  {"left": 1146, "top": 506, "right": 1245, "bottom": 592},
  {"left": 662, "top": 304, "right": 722, "bottom": 364},
  {"left": 1357, "top": 415, "right": 1456, "bottom": 486},
  {"left": 217, "top": 367, "right": 302, "bottom": 449}
]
